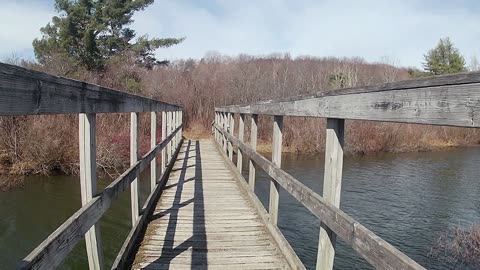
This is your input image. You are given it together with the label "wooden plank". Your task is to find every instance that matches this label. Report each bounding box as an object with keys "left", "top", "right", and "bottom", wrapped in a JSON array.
[
  {"left": 130, "top": 112, "right": 140, "bottom": 226},
  {"left": 237, "top": 113, "right": 245, "bottom": 173},
  {"left": 215, "top": 125, "right": 426, "bottom": 270},
  {"left": 133, "top": 140, "right": 291, "bottom": 270},
  {"left": 179, "top": 111, "right": 183, "bottom": 141},
  {"left": 0, "top": 63, "right": 180, "bottom": 115},
  {"left": 269, "top": 115, "right": 283, "bottom": 225},
  {"left": 161, "top": 111, "right": 167, "bottom": 173},
  {"left": 249, "top": 114, "right": 258, "bottom": 191},
  {"left": 79, "top": 113, "right": 104, "bottom": 270},
  {"left": 166, "top": 111, "right": 172, "bottom": 164},
  {"left": 316, "top": 118, "right": 344, "bottom": 270},
  {"left": 222, "top": 112, "right": 228, "bottom": 153},
  {"left": 150, "top": 112, "right": 157, "bottom": 193},
  {"left": 228, "top": 113, "right": 234, "bottom": 160},
  {"left": 215, "top": 139, "right": 306, "bottom": 270},
  {"left": 19, "top": 126, "right": 182, "bottom": 270},
  {"left": 170, "top": 111, "right": 175, "bottom": 159},
  {"left": 111, "top": 136, "right": 184, "bottom": 270},
  {"left": 215, "top": 80, "right": 480, "bottom": 128}
]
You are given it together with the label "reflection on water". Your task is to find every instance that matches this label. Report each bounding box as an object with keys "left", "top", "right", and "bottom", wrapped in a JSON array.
[{"left": 0, "top": 148, "right": 479, "bottom": 269}]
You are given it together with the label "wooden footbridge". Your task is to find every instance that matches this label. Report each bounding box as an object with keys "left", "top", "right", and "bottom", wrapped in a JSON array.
[{"left": 2, "top": 62, "right": 480, "bottom": 269}]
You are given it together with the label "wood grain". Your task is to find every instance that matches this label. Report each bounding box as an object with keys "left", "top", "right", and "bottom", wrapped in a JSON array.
[
  {"left": 216, "top": 78, "right": 480, "bottom": 128},
  {"left": 0, "top": 63, "right": 180, "bottom": 115},
  {"left": 316, "top": 118, "right": 345, "bottom": 270},
  {"left": 132, "top": 140, "right": 291, "bottom": 270},
  {"left": 215, "top": 124, "right": 426, "bottom": 270},
  {"left": 19, "top": 126, "right": 182, "bottom": 270}
]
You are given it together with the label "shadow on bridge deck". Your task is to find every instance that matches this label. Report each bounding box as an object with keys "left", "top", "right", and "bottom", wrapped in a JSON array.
[{"left": 131, "top": 139, "right": 289, "bottom": 270}]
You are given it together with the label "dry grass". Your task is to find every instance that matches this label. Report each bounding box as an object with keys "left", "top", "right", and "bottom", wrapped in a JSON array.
[
  {"left": 429, "top": 224, "right": 480, "bottom": 266},
  {"left": 1, "top": 54, "right": 480, "bottom": 190}
]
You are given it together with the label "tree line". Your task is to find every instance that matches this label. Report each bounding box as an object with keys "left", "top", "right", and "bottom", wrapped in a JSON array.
[{"left": 1, "top": 0, "right": 479, "bottom": 185}]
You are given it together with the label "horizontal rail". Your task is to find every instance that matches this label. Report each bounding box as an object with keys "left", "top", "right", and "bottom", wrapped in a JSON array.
[
  {"left": 0, "top": 63, "right": 181, "bottom": 116},
  {"left": 215, "top": 124, "right": 425, "bottom": 270},
  {"left": 19, "top": 125, "right": 182, "bottom": 270},
  {"left": 216, "top": 72, "right": 480, "bottom": 128}
]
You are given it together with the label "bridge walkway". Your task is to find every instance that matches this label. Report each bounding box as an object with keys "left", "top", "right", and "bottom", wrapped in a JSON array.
[{"left": 131, "top": 139, "right": 290, "bottom": 270}]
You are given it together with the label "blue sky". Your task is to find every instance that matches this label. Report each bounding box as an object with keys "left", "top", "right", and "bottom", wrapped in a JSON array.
[{"left": 1, "top": 0, "right": 479, "bottom": 68}]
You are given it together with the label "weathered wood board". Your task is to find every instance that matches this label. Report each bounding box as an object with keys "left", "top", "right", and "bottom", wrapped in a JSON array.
[
  {"left": 132, "top": 140, "right": 291, "bottom": 270},
  {"left": 216, "top": 74, "right": 480, "bottom": 128},
  {"left": 0, "top": 63, "right": 180, "bottom": 115}
]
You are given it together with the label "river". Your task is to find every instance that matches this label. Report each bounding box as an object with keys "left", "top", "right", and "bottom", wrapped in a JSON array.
[{"left": 0, "top": 147, "right": 479, "bottom": 269}]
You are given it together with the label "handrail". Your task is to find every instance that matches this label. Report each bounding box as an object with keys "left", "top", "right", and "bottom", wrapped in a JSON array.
[
  {"left": 215, "top": 124, "right": 424, "bottom": 270},
  {"left": 0, "top": 63, "right": 185, "bottom": 270},
  {"left": 0, "top": 62, "right": 181, "bottom": 115},
  {"left": 20, "top": 125, "right": 182, "bottom": 270},
  {"left": 215, "top": 71, "right": 480, "bottom": 128}
]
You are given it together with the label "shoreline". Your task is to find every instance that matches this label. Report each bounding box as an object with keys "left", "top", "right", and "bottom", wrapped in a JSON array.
[{"left": 1, "top": 140, "right": 479, "bottom": 192}]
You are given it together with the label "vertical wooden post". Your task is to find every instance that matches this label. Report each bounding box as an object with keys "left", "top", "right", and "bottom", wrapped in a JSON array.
[
  {"left": 150, "top": 112, "right": 157, "bottom": 193},
  {"left": 130, "top": 112, "right": 139, "bottom": 226},
  {"left": 269, "top": 115, "right": 283, "bottom": 225},
  {"left": 213, "top": 112, "right": 218, "bottom": 143},
  {"left": 171, "top": 111, "right": 175, "bottom": 157},
  {"left": 237, "top": 113, "right": 245, "bottom": 173},
  {"left": 176, "top": 110, "right": 181, "bottom": 147},
  {"left": 222, "top": 112, "right": 227, "bottom": 153},
  {"left": 179, "top": 110, "right": 183, "bottom": 140},
  {"left": 248, "top": 114, "right": 258, "bottom": 191},
  {"left": 166, "top": 111, "right": 171, "bottom": 164},
  {"left": 79, "top": 113, "right": 104, "bottom": 270},
  {"left": 161, "top": 111, "right": 167, "bottom": 174},
  {"left": 316, "top": 118, "right": 345, "bottom": 270},
  {"left": 228, "top": 113, "right": 234, "bottom": 161}
]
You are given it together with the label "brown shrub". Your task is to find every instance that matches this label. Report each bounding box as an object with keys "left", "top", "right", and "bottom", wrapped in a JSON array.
[
  {"left": 429, "top": 224, "right": 480, "bottom": 266},
  {"left": 1, "top": 53, "right": 480, "bottom": 184}
]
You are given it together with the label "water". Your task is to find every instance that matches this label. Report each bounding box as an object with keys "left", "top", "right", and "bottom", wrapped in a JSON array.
[
  {"left": 0, "top": 148, "right": 479, "bottom": 269},
  {"left": 0, "top": 168, "right": 154, "bottom": 270},
  {"left": 252, "top": 148, "right": 480, "bottom": 270}
]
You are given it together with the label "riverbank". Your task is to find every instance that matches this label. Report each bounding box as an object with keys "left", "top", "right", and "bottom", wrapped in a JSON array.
[
  {"left": 2, "top": 146, "right": 479, "bottom": 269},
  {"left": 1, "top": 122, "right": 479, "bottom": 192}
]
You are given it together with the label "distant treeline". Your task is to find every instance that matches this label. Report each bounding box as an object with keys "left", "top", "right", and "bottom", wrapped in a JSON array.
[{"left": 1, "top": 53, "right": 479, "bottom": 183}]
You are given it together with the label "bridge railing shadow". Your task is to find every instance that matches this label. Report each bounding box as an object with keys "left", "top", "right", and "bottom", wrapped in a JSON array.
[{"left": 143, "top": 140, "right": 208, "bottom": 269}]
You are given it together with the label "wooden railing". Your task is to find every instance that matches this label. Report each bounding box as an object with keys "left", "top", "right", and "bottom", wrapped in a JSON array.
[
  {"left": 0, "top": 63, "right": 184, "bottom": 270},
  {"left": 214, "top": 71, "right": 480, "bottom": 270}
]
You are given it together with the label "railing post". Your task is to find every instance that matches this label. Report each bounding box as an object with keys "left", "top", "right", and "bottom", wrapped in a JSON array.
[
  {"left": 130, "top": 112, "right": 139, "bottom": 226},
  {"left": 150, "top": 112, "right": 157, "bottom": 193},
  {"left": 166, "top": 111, "right": 172, "bottom": 164},
  {"left": 179, "top": 110, "right": 183, "bottom": 140},
  {"left": 269, "top": 115, "right": 283, "bottom": 225},
  {"left": 228, "top": 113, "right": 234, "bottom": 161},
  {"left": 161, "top": 111, "right": 167, "bottom": 174},
  {"left": 214, "top": 112, "right": 218, "bottom": 143},
  {"left": 237, "top": 113, "right": 245, "bottom": 172},
  {"left": 171, "top": 111, "right": 175, "bottom": 158},
  {"left": 222, "top": 112, "right": 227, "bottom": 153},
  {"left": 248, "top": 114, "right": 258, "bottom": 191},
  {"left": 316, "top": 118, "right": 345, "bottom": 270},
  {"left": 176, "top": 110, "right": 181, "bottom": 147},
  {"left": 79, "top": 113, "right": 104, "bottom": 270}
]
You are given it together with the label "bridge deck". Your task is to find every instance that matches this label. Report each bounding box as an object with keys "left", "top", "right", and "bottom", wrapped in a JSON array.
[{"left": 132, "top": 139, "right": 290, "bottom": 270}]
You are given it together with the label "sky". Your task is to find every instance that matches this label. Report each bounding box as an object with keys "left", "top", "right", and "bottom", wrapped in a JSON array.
[{"left": 1, "top": 0, "right": 479, "bottom": 68}]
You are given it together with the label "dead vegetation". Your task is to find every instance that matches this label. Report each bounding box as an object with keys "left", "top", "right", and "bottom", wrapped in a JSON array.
[
  {"left": 429, "top": 224, "right": 480, "bottom": 267},
  {"left": 1, "top": 53, "right": 479, "bottom": 186}
]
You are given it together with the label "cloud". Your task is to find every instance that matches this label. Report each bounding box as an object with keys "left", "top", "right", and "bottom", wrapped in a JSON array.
[
  {"left": 0, "top": 1, "right": 54, "bottom": 60},
  {"left": 1, "top": 0, "right": 479, "bottom": 68},
  {"left": 132, "top": 0, "right": 480, "bottom": 68}
]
